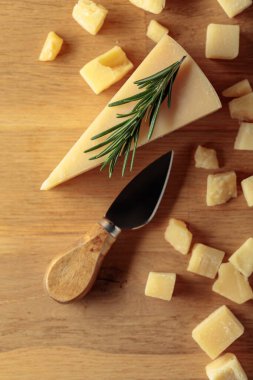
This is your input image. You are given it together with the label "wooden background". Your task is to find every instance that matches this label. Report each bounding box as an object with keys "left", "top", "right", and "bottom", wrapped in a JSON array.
[{"left": 0, "top": 0, "right": 253, "bottom": 378}]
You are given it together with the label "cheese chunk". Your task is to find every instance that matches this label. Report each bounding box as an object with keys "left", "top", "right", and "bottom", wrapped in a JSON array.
[
  {"left": 206, "top": 24, "right": 240, "bottom": 60},
  {"left": 217, "top": 0, "right": 252, "bottom": 18},
  {"left": 229, "top": 93, "right": 253, "bottom": 121},
  {"left": 192, "top": 305, "right": 244, "bottom": 359},
  {"left": 41, "top": 35, "right": 221, "bottom": 190},
  {"left": 129, "top": 0, "right": 166, "bottom": 14},
  {"left": 39, "top": 32, "right": 63, "bottom": 62},
  {"left": 229, "top": 238, "right": 253, "bottom": 277},
  {"left": 222, "top": 79, "right": 252, "bottom": 98},
  {"left": 165, "top": 218, "right": 192, "bottom": 255},
  {"left": 187, "top": 243, "right": 225, "bottom": 279},
  {"left": 80, "top": 46, "right": 134, "bottom": 94},
  {"left": 147, "top": 20, "right": 168, "bottom": 43},
  {"left": 206, "top": 172, "right": 237, "bottom": 206},
  {"left": 234, "top": 123, "right": 253, "bottom": 150},
  {"left": 145, "top": 272, "right": 176, "bottom": 301},
  {"left": 194, "top": 145, "right": 219, "bottom": 170},
  {"left": 206, "top": 353, "right": 248, "bottom": 380},
  {"left": 241, "top": 176, "right": 253, "bottom": 207},
  {"left": 72, "top": 0, "right": 108, "bottom": 35},
  {"left": 212, "top": 263, "right": 253, "bottom": 304}
]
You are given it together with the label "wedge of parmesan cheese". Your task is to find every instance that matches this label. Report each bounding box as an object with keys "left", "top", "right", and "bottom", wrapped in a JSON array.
[{"left": 41, "top": 35, "right": 221, "bottom": 190}]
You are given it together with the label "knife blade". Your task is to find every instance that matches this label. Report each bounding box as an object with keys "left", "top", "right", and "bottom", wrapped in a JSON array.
[{"left": 45, "top": 151, "right": 174, "bottom": 303}]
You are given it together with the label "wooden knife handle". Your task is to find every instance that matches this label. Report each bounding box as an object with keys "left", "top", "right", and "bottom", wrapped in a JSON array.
[{"left": 44, "top": 223, "right": 116, "bottom": 303}]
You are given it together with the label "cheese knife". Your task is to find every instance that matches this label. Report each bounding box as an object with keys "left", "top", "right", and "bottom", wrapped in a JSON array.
[{"left": 45, "top": 151, "right": 174, "bottom": 303}]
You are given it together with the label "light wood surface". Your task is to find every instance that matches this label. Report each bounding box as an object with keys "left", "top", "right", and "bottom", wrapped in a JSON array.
[{"left": 0, "top": 0, "right": 253, "bottom": 379}]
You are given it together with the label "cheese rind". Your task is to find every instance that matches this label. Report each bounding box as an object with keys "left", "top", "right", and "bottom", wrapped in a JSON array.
[
  {"left": 187, "top": 243, "right": 225, "bottom": 279},
  {"left": 129, "top": 0, "right": 166, "bottom": 14},
  {"left": 39, "top": 32, "right": 63, "bottom": 62},
  {"left": 229, "top": 93, "right": 253, "bottom": 121},
  {"left": 147, "top": 20, "right": 168, "bottom": 43},
  {"left": 192, "top": 305, "right": 244, "bottom": 359},
  {"left": 229, "top": 238, "right": 253, "bottom": 277},
  {"left": 212, "top": 263, "right": 253, "bottom": 304},
  {"left": 80, "top": 46, "right": 134, "bottom": 94},
  {"left": 41, "top": 35, "right": 221, "bottom": 190},
  {"left": 194, "top": 145, "right": 219, "bottom": 170},
  {"left": 145, "top": 272, "right": 176, "bottom": 301},
  {"left": 206, "top": 24, "right": 240, "bottom": 60},
  {"left": 72, "top": 0, "right": 108, "bottom": 35},
  {"left": 222, "top": 79, "right": 252, "bottom": 98},
  {"left": 234, "top": 123, "right": 253, "bottom": 150},
  {"left": 206, "top": 171, "right": 237, "bottom": 206},
  {"left": 165, "top": 218, "right": 192, "bottom": 255},
  {"left": 217, "top": 0, "right": 252, "bottom": 18},
  {"left": 206, "top": 353, "right": 248, "bottom": 380},
  {"left": 241, "top": 176, "right": 253, "bottom": 207}
]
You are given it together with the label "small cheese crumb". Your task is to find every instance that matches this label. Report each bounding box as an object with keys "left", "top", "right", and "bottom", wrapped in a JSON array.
[
  {"left": 164, "top": 218, "right": 192, "bottom": 255},
  {"left": 72, "top": 0, "right": 108, "bottom": 35},
  {"left": 39, "top": 32, "right": 63, "bottom": 62},
  {"left": 216, "top": 0, "right": 252, "bottom": 18},
  {"left": 192, "top": 305, "right": 244, "bottom": 359},
  {"left": 229, "top": 93, "right": 253, "bottom": 121},
  {"left": 146, "top": 20, "right": 168, "bottom": 43},
  {"left": 145, "top": 272, "right": 176, "bottom": 301},
  {"left": 129, "top": 0, "right": 166, "bottom": 14},
  {"left": 206, "top": 24, "right": 240, "bottom": 60},
  {"left": 229, "top": 238, "right": 253, "bottom": 277},
  {"left": 206, "top": 353, "right": 248, "bottom": 380},
  {"left": 194, "top": 145, "right": 219, "bottom": 170},
  {"left": 241, "top": 175, "right": 253, "bottom": 207},
  {"left": 222, "top": 79, "right": 252, "bottom": 98},
  {"left": 234, "top": 123, "right": 253, "bottom": 150},
  {"left": 206, "top": 171, "right": 237, "bottom": 206}
]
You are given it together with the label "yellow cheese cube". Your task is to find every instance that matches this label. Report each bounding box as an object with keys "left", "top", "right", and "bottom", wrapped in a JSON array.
[
  {"left": 192, "top": 305, "right": 244, "bottom": 359},
  {"left": 206, "top": 24, "right": 240, "bottom": 60},
  {"left": 229, "top": 238, "right": 253, "bottom": 277},
  {"left": 217, "top": 0, "right": 252, "bottom": 18},
  {"left": 206, "top": 353, "right": 248, "bottom": 380},
  {"left": 129, "top": 0, "right": 166, "bottom": 14},
  {"left": 222, "top": 79, "right": 252, "bottom": 98},
  {"left": 72, "top": 0, "right": 108, "bottom": 35},
  {"left": 187, "top": 244, "right": 225, "bottom": 279},
  {"left": 145, "top": 272, "right": 176, "bottom": 301},
  {"left": 39, "top": 32, "right": 63, "bottom": 62},
  {"left": 241, "top": 176, "right": 253, "bottom": 207},
  {"left": 165, "top": 218, "right": 192, "bottom": 255},
  {"left": 80, "top": 46, "right": 134, "bottom": 94},
  {"left": 229, "top": 93, "right": 253, "bottom": 121},
  {"left": 212, "top": 263, "right": 253, "bottom": 304},
  {"left": 234, "top": 123, "right": 253, "bottom": 150},
  {"left": 146, "top": 20, "right": 168, "bottom": 43},
  {"left": 206, "top": 171, "right": 237, "bottom": 206},
  {"left": 194, "top": 145, "right": 219, "bottom": 170}
]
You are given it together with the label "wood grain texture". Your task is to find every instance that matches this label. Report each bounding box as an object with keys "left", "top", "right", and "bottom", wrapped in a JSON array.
[{"left": 0, "top": 0, "right": 253, "bottom": 379}]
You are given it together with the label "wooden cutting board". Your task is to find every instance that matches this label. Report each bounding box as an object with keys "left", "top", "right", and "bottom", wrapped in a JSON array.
[{"left": 0, "top": 1, "right": 253, "bottom": 379}]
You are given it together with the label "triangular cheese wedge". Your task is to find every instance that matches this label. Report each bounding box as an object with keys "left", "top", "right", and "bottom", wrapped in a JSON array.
[{"left": 41, "top": 35, "right": 221, "bottom": 190}]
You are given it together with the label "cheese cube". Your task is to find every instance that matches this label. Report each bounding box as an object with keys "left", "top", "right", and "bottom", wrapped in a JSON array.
[
  {"left": 39, "top": 32, "right": 63, "bottom": 62},
  {"left": 217, "top": 0, "right": 252, "bottom": 18},
  {"left": 212, "top": 263, "right": 253, "bottom": 304},
  {"left": 165, "top": 218, "right": 192, "bottom": 255},
  {"left": 241, "top": 176, "right": 253, "bottom": 207},
  {"left": 146, "top": 20, "right": 168, "bottom": 43},
  {"left": 80, "top": 46, "right": 134, "bottom": 94},
  {"left": 206, "top": 171, "right": 237, "bottom": 206},
  {"left": 234, "top": 123, "right": 253, "bottom": 150},
  {"left": 145, "top": 272, "right": 176, "bottom": 301},
  {"left": 206, "top": 353, "right": 248, "bottom": 380},
  {"left": 222, "top": 79, "right": 252, "bottom": 98},
  {"left": 187, "top": 244, "right": 225, "bottom": 279},
  {"left": 72, "top": 0, "right": 108, "bottom": 35},
  {"left": 229, "top": 238, "right": 253, "bottom": 277},
  {"left": 206, "top": 24, "right": 240, "bottom": 60},
  {"left": 229, "top": 93, "right": 253, "bottom": 121},
  {"left": 192, "top": 305, "right": 244, "bottom": 359},
  {"left": 129, "top": 0, "right": 166, "bottom": 14},
  {"left": 194, "top": 145, "right": 219, "bottom": 170}
]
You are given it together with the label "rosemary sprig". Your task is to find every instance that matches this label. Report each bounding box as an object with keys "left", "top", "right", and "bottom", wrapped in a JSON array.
[{"left": 85, "top": 56, "right": 186, "bottom": 177}]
